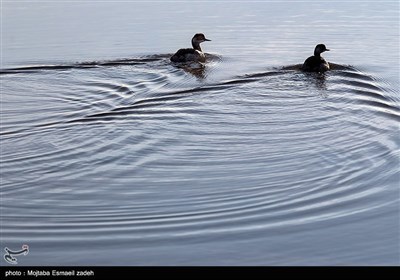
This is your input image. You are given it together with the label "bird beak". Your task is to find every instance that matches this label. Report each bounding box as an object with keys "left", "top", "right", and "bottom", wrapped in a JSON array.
[
  {"left": 204, "top": 38, "right": 211, "bottom": 41},
  {"left": 325, "top": 49, "right": 330, "bottom": 51}
]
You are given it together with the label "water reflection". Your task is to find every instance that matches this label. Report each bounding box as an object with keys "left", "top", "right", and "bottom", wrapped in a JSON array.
[
  {"left": 304, "top": 71, "right": 328, "bottom": 92},
  {"left": 172, "top": 61, "right": 207, "bottom": 79}
]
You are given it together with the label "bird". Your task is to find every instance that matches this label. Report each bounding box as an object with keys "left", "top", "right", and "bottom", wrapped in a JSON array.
[
  {"left": 302, "top": 44, "right": 330, "bottom": 72},
  {"left": 170, "top": 33, "right": 211, "bottom": 63}
]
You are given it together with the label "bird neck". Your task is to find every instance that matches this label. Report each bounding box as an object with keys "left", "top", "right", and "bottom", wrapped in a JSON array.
[
  {"left": 192, "top": 41, "right": 202, "bottom": 52},
  {"left": 314, "top": 51, "right": 321, "bottom": 57}
]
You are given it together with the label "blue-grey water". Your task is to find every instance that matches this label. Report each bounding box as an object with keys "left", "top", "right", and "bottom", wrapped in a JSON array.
[{"left": 1, "top": 1, "right": 399, "bottom": 265}]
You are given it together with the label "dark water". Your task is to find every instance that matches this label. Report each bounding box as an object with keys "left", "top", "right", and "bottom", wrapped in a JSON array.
[{"left": 1, "top": 1, "right": 399, "bottom": 265}]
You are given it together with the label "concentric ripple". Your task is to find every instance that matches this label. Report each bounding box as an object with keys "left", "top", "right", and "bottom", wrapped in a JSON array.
[{"left": 1, "top": 57, "right": 399, "bottom": 265}]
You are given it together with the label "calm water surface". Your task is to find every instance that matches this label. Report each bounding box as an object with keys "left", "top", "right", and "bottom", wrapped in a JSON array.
[{"left": 1, "top": 1, "right": 399, "bottom": 265}]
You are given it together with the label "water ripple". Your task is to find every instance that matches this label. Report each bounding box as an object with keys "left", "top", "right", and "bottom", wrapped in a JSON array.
[{"left": 1, "top": 56, "right": 398, "bottom": 264}]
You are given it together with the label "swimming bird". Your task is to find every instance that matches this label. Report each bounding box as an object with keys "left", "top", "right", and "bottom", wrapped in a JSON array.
[
  {"left": 170, "top": 33, "right": 211, "bottom": 63},
  {"left": 302, "top": 44, "right": 330, "bottom": 72}
]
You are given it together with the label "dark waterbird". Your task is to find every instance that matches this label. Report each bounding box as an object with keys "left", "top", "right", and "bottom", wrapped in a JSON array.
[
  {"left": 170, "top": 33, "right": 211, "bottom": 63},
  {"left": 302, "top": 44, "right": 330, "bottom": 73}
]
